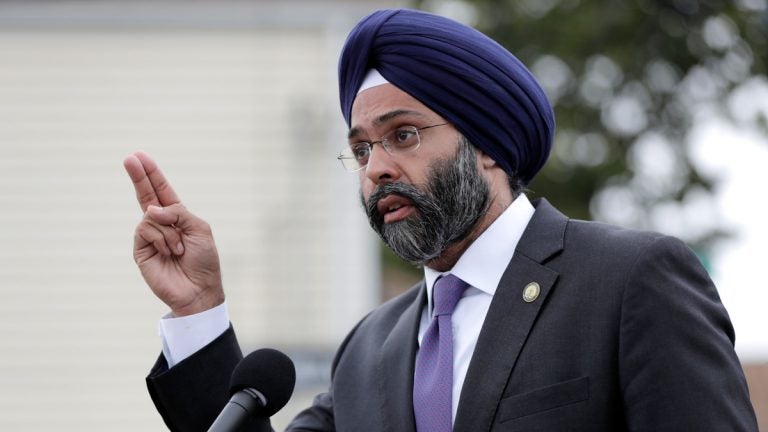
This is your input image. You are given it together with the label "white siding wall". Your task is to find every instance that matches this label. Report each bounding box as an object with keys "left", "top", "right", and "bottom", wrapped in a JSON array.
[{"left": 0, "top": 1, "right": 396, "bottom": 429}]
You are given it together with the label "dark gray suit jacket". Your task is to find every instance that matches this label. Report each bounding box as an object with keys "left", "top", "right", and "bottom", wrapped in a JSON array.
[{"left": 147, "top": 199, "right": 758, "bottom": 431}]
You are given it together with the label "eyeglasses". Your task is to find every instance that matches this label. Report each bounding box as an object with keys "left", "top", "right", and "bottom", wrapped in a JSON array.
[{"left": 337, "top": 123, "right": 448, "bottom": 172}]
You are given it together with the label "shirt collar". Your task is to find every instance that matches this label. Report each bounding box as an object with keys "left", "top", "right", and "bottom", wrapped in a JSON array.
[{"left": 424, "top": 194, "right": 535, "bottom": 314}]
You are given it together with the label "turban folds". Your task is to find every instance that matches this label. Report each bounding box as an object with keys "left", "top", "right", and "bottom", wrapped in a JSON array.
[{"left": 338, "top": 9, "right": 555, "bottom": 185}]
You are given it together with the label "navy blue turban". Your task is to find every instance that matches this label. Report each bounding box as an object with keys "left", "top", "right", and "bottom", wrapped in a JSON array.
[{"left": 338, "top": 8, "right": 555, "bottom": 185}]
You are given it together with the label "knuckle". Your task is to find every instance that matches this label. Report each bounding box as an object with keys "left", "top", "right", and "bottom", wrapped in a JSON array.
[
  {"left": 137, "top": 190, "right": 156, "bottom": 205},
  {"left": 166, "top": 225, "right": 181, "bottom": 241},
  {"left": 136, "top": 223, "right": 157, "bottom": 240},
  {"left": 155, "top": 178, "right": 169, "bottom": 192}
]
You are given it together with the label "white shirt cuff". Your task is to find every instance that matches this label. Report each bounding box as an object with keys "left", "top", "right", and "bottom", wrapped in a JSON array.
[{"left": 158, "top": 302, "right": 230, "bottom": 368}]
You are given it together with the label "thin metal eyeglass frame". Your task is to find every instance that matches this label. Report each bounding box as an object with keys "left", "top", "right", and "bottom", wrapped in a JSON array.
[{"left": 337, "top": 123, "right": 448, "bottom": 172}]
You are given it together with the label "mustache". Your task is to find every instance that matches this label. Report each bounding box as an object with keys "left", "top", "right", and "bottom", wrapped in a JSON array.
[
  {"left": 364, "top": 182, "right": 434, "bottom": 224},
  {"left": 362, "top": 180, "right": 448, "bottom": 264}
]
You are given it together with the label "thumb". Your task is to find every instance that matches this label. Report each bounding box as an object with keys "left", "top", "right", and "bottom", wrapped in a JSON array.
[{"left": 146, "top": 203, "right": 203, "bottom": 232}]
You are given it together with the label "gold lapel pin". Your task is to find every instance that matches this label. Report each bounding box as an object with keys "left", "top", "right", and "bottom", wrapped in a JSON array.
[{"left": 522, "top": 282, "right": 540, "bottom": 303}]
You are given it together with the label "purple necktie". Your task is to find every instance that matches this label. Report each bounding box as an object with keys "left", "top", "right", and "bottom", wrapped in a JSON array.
[{"left": 413, "top": 274, "right": 469, "bottom": 432}]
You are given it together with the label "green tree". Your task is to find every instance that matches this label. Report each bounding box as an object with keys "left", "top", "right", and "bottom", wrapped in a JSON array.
[
  {"left": 414, "top": 0, "right": 766, "bottom": 247},
  {"left": 382, "top": 0, "right": 767, "bottom": 295}
]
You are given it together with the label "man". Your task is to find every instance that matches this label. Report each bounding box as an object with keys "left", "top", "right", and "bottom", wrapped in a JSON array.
[{"left": 125, "top": 8, "right": 758, "bottom": 432}]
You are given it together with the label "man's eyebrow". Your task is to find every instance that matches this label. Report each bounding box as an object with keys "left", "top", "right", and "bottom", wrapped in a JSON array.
[
  {"left": 348, "top": 126, "right": 362, "bottom": 140},
  {"left": 375, "top": 109, "right": 424, "bottom": 125},
  {"left": 347, "top": 109, "right": 425, "bottom": 139}
]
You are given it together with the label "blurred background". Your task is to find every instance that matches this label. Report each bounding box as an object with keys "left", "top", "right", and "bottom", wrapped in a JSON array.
[{"left": 0, "top": 0, "right": 765, "bottom": 430}]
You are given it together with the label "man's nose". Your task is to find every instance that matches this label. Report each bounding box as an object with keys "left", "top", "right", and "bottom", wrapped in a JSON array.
[{"left": 364, "top": 143, "right": 400, "bottom": 184}]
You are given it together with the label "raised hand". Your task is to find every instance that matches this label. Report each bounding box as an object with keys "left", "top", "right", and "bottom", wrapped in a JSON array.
[{"left": 124, "top": 151, "right": 224, "bottom": 316}]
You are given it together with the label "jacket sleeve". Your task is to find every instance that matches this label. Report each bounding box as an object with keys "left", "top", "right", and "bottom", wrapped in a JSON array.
[
  {"left": 146, "top": 326, "right": 271, "bottom": 432},
  {"left": 618, "top": 236, "right": 758, "bottom": 431},
  {"left": 146, "top": 324, "right": 340, "bottom": 432}
]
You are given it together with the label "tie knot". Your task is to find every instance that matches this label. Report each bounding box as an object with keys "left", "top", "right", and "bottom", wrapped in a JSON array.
[{"left": 432, "top": 274, "right": 469, "bottom": 317}]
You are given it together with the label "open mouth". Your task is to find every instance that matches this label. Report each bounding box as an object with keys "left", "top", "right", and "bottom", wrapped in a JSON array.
[{"left": 376, "top": 194, "right": 416, "bottom": 224}]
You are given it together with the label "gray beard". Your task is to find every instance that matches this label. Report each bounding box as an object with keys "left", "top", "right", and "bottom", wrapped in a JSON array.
[{"left": 362, "top": 137, "right": 490, "bottom": 265}]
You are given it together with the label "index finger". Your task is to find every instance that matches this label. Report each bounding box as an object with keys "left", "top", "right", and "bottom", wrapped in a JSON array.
[{"left": 123, "top": 151, "right": 181, "bottom": 212}]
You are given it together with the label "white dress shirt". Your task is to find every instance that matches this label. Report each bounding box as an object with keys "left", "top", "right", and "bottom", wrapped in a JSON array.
[
  {"left": 159, "top": 194, "right": 536, "bottom": 422},
  {"left": 159, "top": 301, "right": 229, "bottom": 367},
  {"left": 419, "top": 193, "right": 534, "bottom": 423}
]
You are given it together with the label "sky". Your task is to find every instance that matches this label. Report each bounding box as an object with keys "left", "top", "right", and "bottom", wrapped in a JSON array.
[{"left": 689, "top": 76, "right": 768, "bottom": 361}]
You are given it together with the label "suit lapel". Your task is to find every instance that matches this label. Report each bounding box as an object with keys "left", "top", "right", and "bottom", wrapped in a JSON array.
[
  {"left": 379, "top": 282, "right": 426, "bottom": 432},
  {"left": 453, "top": 199, "right": 567, "bottom": 432}
]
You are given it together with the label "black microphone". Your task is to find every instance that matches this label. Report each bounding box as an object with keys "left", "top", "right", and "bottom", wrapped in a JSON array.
[{"left": 208, "top": 348, "right": 296, "bottom": 432}]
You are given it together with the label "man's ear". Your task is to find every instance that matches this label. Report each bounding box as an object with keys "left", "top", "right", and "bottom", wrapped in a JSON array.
[{"left": 478, "top": 149, "right": 497, "bottom": 170}]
